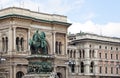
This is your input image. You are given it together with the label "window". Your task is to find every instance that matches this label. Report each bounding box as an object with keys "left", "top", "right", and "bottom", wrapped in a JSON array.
[
  {"left": 99, "top": 66, "right": 102, "bottom": 73},
  {"left": 92, "top": 50, "right": 94, "bottom": 58},
  {"left": 111, "top": 67, "right": 113, "bottom": 74},
  {"left": 90, "top": 62, "right": 94, "bottom": 73},
  {"left": 105, "top": 53, "right": 107, "bottom": 59},
  {"left": 116, "top": 68, "right": 118, "bottom": 74},
  {"left": 83, "top": 50, "right": 85, "bottom": 58},
  {"left": 99, "top": 45, "right": 101, "bottom": 49},
  {"left": 111, "top": 54, "right": 113, "bottom": 59},
  {"left": 2, "top": 37, "right": 8, "bottom": 52},
  {"left": 20, "top": 38, "right": 24, "bottom": 51},
  {"left": 2, "top": 37, "right": 5, "bottom": 51},
  {"left": 89, "top": 45, "right": 91, "bottom": 48},
  {"left": 111, "top": 47, "right": 113, "bottom": 50},
  {"left": 71, "top": 64, "right": 75, "bottom": 73},
  {"left": 16, "top": 37, "right": 20, "bottom": 51},
  {"left": 105, "top": 46, "right": 107, "bottom": 49},
  {"left": 89, "top": 50, "right": 91, "bottom": 58},
  {"left": 70, "top": 50, "right": 72, "bottom": 58},
  {"left": 55, "top": 41, "right": 62, "bottom": 54},
  {"left": 116, "top": 54, "right": 118, "bottom": 60},
  {"left": 79, "top": 50, "right": 81, "bottom": 58},
  {"left": 105, "top": 67, "right": 107, "bottom": 74},
  {"left": 116, "top": 48, "right": 118, "bottom": 51},
  {"left": 81, "top": 62, "right": 84, "bottom": 73},
  {"left": 99, "top": 53, "right": 101, "bottom": 58}
]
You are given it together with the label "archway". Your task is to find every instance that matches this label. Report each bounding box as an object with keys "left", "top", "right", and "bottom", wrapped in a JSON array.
[{"left": 16, "top": 71, "right": 24, "bottom": 78}]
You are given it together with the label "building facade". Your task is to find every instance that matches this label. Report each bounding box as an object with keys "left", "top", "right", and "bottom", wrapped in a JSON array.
[
  {"left": 68, "top": 33, "right": 120, "bottom": 78},
  {"left": 0, "top": 7, "right": 71, "bottom": 78}
]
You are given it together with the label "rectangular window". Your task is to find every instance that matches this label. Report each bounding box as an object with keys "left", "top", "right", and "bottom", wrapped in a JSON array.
[
  {"left": 105, "top": 53, "right": 107, "bottom": 59},
  {"left": 111, "top": 54, "right": 113, "bottom": 59},
  {"left": 105, "top": 67, "right": 107, "bottom": 74},
  {"left": 116, "top": 68, "right": 118, "bottom": 74},
  {"left": 116, "top": 54, "right": 118, "bottom": 60},
  {"left": 111, "top": 67, "right": 113, "bottom": 74},
  {"left": 99, "top": 53, "right": 101, "bottom": 58},
  {"left": 99, "top": 66, "right": 102, "bottom": 73}
]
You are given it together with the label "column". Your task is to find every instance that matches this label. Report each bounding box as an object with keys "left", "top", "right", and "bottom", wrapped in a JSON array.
[
  {"left": 84, "top": 48, "right": 90, "bottom": 75},
  {"left": 53, "top": 32, "right": 56, "bottom": 54},
  {"left": 94, "top": 50, "right": 97, "bottom": 58},
  {"left": 13, "top": 27, "right": 16, "bottom": 51},
  {"left": 85, "top": 48, "right": 90, "bottom": 59},
  {"left": 84, "top": 63, "right": 90, "bottom": 75},
  {"left": 65, "top": 34, "right": 67, "bottom": 55},
  {"left": 28, "top": 28, "right": 30, "bottom": 51},
  {"left": 13, "top": 64, "right": 16, "bottom": 78},
  {"left": 8, "top": 27, "right": 12, "bottom": 53}
]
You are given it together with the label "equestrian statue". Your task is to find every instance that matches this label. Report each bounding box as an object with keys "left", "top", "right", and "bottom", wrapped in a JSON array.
[{"left": 29, "top": 30, "right": 48, "bottom": 55}]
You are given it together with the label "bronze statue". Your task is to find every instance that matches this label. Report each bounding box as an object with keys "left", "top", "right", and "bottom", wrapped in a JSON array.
[{"left": 29, "top": 30, "right": 48, "bottom": 54}]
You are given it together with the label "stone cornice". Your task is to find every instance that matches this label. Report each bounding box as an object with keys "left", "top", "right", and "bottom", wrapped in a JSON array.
[{"left": 0, "top": 14, "right": 71, "bottom": 26}]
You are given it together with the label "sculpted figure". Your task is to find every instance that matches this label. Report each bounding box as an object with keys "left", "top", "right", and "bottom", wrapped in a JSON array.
[{"left": 29, "top": 30, "right": 48, "bottom": 54}]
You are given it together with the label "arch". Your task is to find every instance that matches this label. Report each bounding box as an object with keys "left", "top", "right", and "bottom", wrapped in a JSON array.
[
  {"left": 16, "top": 71, "right": 24, "bottom": 78},
  {"left": 90, "top": 61, "right": 94, "bottom": 73},
  {"left": 80, "top": 62, "right": 84, "bottom": 73},
  {"left": 57, "top": 72, "right": 62, "bottom": 78}
]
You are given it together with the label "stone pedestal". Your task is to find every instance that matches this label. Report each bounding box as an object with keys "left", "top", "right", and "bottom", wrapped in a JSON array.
[{"left": 23, "top": 54, "right": 54, "bottom": 78}]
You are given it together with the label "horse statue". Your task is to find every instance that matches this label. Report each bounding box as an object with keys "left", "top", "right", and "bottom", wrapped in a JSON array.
[{"left": 29, "top": 30, "right": 48, "bottom": 54}]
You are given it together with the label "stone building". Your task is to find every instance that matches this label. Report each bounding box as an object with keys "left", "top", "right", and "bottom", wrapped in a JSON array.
[
  {"left": 67, "top": 33, "right": 120, "bottom": 78},
  {"left": 0, "top": 7, "right": 71, "bottom": 78}
]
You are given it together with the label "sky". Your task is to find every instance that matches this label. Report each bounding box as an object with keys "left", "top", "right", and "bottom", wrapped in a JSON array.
[{"left": 0, "top": 0, "right": 120, "bottom": 37}]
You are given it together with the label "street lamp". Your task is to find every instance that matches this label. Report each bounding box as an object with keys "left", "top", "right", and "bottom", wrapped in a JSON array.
[
  {"left": 65, "top": 59, "right": 75, "bottom": 78},
  {"left": 0, "top": 52, "right": 6, "bottom": 63}
]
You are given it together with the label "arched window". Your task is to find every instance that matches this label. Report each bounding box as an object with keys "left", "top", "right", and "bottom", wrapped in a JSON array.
[
  {"left": 83, "top": 50, "right": 85, "bottom": 58},
  {"left": 55, "top": 41, "right": 58, "bottom": 54},
  {"left": 59, "top": 42, "right": 62, "bottom": 54},
  {"left": 16, "top": 71, "right": 24, "bottom": 78},
  {"left": 89, "top": 50, "right": 91, "bottom": 58},
  {"left": 80, "top": 62, "right": 84, "bottom": 73},
  {"left": 70, "top": 50, "right": 72, "bottom": 58},
  {"left": 92, "top": 50, "right": 94, "bottom": 58},
  {"left": 79, "top": 50, "right": 81, "bottom": 58},
  {"left": 90, "top": 62, "right": 94, "bottom": 73},
  {"left": 20, "top": 37, "right": 24, "bottom": 51},
  {"left": 5, "top": 37, "right": 8, "bottom": 52},
  {"left": 67, "top": 50, "right": 69, "bottom": 57},
  {"left": 2, "top": 37, "right": 5, "bottom": 51},
  {"left": 16, "top": 37, "right": 19, "bottom": 51}
]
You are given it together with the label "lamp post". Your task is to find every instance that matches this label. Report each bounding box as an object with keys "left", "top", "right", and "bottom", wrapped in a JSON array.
[
  {"left": 65, "top": 59, "right": 75, "bottom": 78},
  {"left": 0, "top": 51, "right": 7, "bottom": 78}
]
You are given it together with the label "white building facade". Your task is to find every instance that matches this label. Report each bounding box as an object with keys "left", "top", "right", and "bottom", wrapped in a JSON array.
[{"left": 67, "top": 33, "right": 120, "bottom": 78}]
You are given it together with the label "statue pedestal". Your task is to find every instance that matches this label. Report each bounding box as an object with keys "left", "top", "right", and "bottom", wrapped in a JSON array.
[
  {"left": 23, "top": 74, "right": 51, "bottom": 78},
  {"left": 23, "top": 54, "right": 54, "bottom": 78}
]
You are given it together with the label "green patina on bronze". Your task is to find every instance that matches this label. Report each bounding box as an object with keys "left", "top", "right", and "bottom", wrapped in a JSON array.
[
  {"left": 27, "top": 61, "right": 53, "bottom": 74},
  {"left": 29, "top": 30, "right": 48, "bottom": 55}
]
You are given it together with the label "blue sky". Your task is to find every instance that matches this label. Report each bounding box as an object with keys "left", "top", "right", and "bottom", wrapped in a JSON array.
[{"left": 1, "top": 0, "right": 120, "bottom": 37}]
